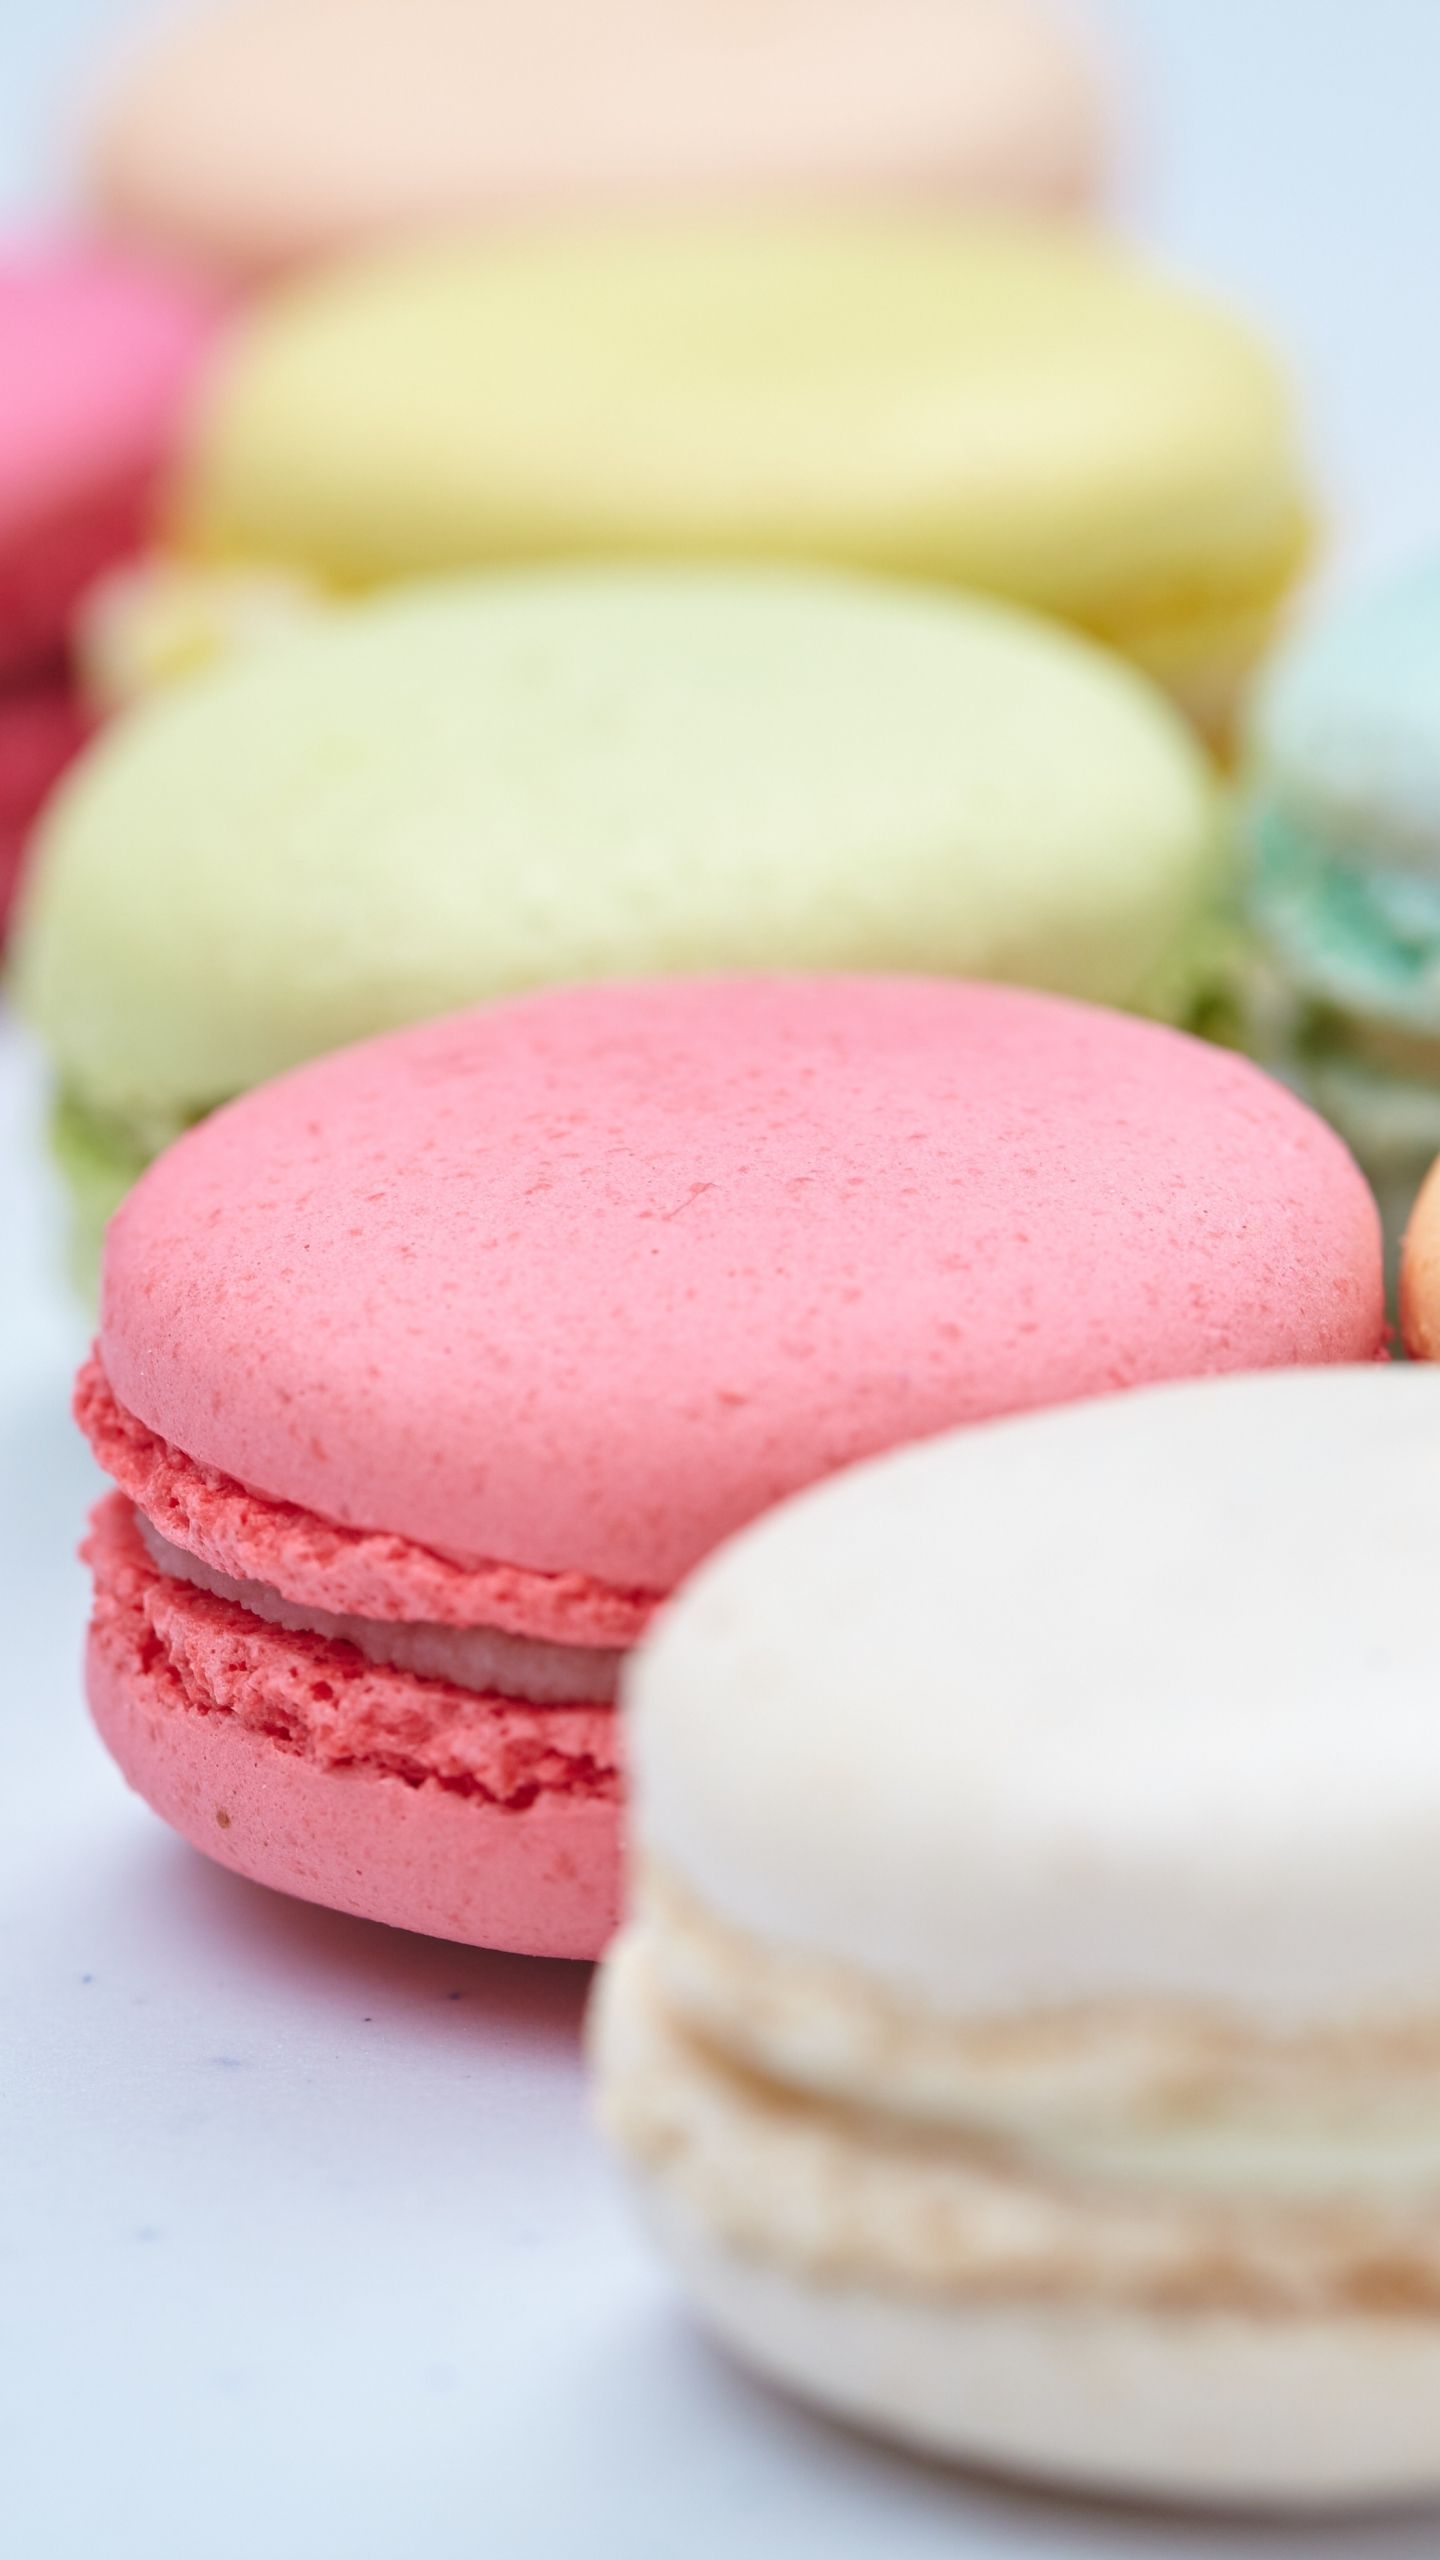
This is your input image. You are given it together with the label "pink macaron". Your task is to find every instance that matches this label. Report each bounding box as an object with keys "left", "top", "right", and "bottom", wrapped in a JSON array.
[
  {"left": 0, "top": 248, "right": 213, "bottom": 920},
  {"left": 78, "top": 979, "right": 1383, "bottom": 1958}
]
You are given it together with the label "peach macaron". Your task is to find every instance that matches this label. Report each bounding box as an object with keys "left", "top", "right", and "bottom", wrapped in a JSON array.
[
  {"left": 88, "top": 0, "right": 1106, "bottom": 282},
  {"left": 1401, "top": 1156, "right": 1440, "bottom": 1355}
]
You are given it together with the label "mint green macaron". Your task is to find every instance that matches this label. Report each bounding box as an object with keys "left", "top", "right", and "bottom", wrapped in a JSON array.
[
  {"left": 13, "top": 565, "right": 1220, "bottom": 1274},
  {"left": 1243, "top": 559, "right": 1440, "bottom": 1241}
]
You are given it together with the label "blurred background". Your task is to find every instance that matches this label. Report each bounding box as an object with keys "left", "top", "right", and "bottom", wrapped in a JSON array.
[{"left": 6, "top": 0, "right": 1439, "bottom": 591}]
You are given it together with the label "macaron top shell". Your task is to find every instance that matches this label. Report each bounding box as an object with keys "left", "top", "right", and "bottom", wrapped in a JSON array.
[
  {"left": 16, "top": 568, "right": 1217, "bottom": 1136},
  {"left": 98, "top": 978, "right": 1383, "bottom": 1595},
  {"left": 0, "top": 249, "right": 213, "bottom": 670},
  {"left": 90, "top": 0, "right": 1103, "bottom": 279},
  {"left": 169, "top": 221, "right": 1307, "bottom": 640},
  {"left": 630, "top": 1365, "right": 1438, "bottom": 2025}
]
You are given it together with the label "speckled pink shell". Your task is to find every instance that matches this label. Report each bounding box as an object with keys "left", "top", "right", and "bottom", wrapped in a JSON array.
[{"left": 97, "top": 976, "right": 1385, "bottom": 1599}]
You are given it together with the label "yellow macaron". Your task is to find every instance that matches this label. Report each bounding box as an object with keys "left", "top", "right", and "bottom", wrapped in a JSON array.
[{"left": 146, "top": 218, "right": 1311, "bottom": 738}]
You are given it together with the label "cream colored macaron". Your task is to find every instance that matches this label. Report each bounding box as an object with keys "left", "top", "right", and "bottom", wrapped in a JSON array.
[
  {"left": 594, "top": 1365, "right": 1440, "bottom": 2510},
  {"left": 89, "top": 0, "right": 1106, "bottom": 280}
]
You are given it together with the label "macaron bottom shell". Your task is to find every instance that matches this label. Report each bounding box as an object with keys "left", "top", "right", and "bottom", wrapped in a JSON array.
[
  {"left": 86, "top": 1497, "right": 621, "bottom": 1959},
  {"left": 650, "top": 2191, "right": 1440, "bottom": 2512},
  {"left": 597, "top": 1942, "right": 1440, "bottom": 2511}
]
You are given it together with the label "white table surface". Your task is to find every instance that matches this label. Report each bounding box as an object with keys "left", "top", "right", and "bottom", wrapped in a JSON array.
[{"left": 7, "top": 6, "right": 1440, "bottom": 2555}]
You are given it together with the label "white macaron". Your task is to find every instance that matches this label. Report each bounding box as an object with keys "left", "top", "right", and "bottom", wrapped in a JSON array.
[{"left": 593, "top": 1363, "right": 1440, "bottom": 2510}]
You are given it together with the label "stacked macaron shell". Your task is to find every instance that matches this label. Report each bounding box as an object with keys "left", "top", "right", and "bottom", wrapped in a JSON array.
[
  {"left": 595, "top": 1366, "right": 1440, "bottom": 2508},
  {"left": 88, "top": 0, "right": 1105, "bottom": 280},
  {"left": 13, "top": 567, "right": 1220, "bottom": 1274},
  {"left": 0, "top": 250, "right": 212, "bottom": 929},
  {"left": 1245, "top": 560, "right": 1440, "bottom": 1239},
  {"left": 133, "top": 218, "right": 1307, "bottom": 735},
  {"left": 78, "top": 978, "right": 1382, "bottom": 1960}
]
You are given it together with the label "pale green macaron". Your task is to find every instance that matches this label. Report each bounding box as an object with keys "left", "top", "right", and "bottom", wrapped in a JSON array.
[{"left": 12, "top": 565, "right": 1220, "bottom": 1273}]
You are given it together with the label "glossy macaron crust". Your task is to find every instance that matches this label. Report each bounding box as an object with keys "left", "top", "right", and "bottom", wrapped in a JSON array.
[
  {"left": 89, "top": 0, "right": 1104, "bottom": 280},
  {"left": 595, "top": 1365, "right": 1440, "bottom": 2508},
  {"left": 14, "top": 566, "right": 1219, "bottom": 1269},
  {"left": 79, "top": 979, "right": 1382, "bottom": 1957},
  {"left": 161, "top": 218, "right": 1308, "bottom": 732},
  {"left": 1245, "top": 561, "right": 1440, "bottom": 1238}
]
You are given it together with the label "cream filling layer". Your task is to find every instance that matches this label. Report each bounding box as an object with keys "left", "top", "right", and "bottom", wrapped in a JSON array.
[
  {"left": 595, "top": 1933, "right": 1440, "bottom": 2313},
  {"left": 640, "top": 1868, "right": 1440, "bottom": 2203},
  {"left": 136, "top": 1510, "right": 625, "bottom": 1706}
]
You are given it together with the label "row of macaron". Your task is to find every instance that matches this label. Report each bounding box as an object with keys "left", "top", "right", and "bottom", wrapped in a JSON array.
[
  {"left": 1, "top": 197, "right": 1303, "bottom": 928},
  {"left": 12, "top": 526, "right": 1440, "bottom": 1285},
  {"left": 72, "top": 957, "right": 1440, "bottom": 2514},
  {"left": 17, "top": 0, "right": 1440, "bottom": 2516},
  {"left": 8, "top": 25, "right": 1440, "bottom": 1253}
]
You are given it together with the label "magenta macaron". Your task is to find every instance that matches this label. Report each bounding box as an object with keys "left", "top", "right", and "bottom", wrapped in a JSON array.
[
  {"left": 0, "top": 247, "right": 212, "bottom": 925},
  {"left": 78, "top": 978, "right": 1383, "bottom": 1958}
]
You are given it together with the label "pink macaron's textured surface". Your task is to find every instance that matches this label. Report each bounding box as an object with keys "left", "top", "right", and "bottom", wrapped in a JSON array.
[
  {"left": 89, "top": 1500, "right": 619, "bottom": 1953},
  {"left": 0, "top": 672, "right": 90, "bottom": 930},
  {"left": 98, "top": 978, "right": 1385, "bottom": 1599},
  {"left": 0, "top": 250, "right": 214, "bottom": 673}
]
